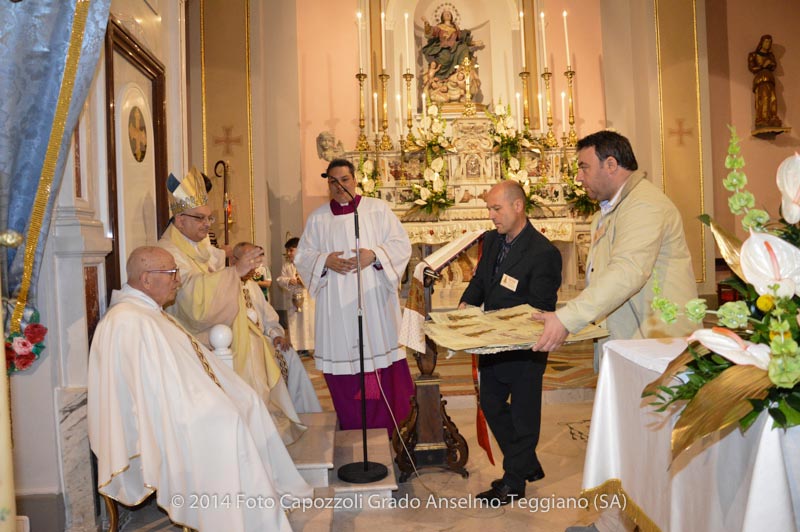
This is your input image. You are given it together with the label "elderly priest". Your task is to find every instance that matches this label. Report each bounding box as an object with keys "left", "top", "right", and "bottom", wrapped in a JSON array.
[{"left": 88, "top": 246, "right": 312, "bottom": 531}]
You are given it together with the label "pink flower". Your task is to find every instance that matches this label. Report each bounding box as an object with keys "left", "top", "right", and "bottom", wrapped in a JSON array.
[{"left": 12, "top": 336, "right": 33, "bottom": 356}]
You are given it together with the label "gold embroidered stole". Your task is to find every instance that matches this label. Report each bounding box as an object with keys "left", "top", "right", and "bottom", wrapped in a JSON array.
[{"left": 160, "top": 310, "right": 222, "bottom": 389}]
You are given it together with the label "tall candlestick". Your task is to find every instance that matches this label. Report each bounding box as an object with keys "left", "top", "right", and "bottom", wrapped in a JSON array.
[
  {"left": 380, "top": 12, "right": 387, "bottom": 70},
  {"left": 404, "top": 13, "right": 410, "bottom": 72},
  {"left": 562, "top": 10, "right": 571, "bottom": 68},
  {"left": 561, "top": 91, "right": 566, "bottom": 131},
  {"left": 519, "top": 11, "right": 526, "bottom": 70},
  {"left": 396, "top": 93, "right": 402, "bottom": 136},
  {"left": 539, "top": 12, "right": 548, "bottom": 70},
  {"left": 538, "top": 92, "right": 544, "bottom": 131},
  {"left": 516, "top": 92, "right": 522, "bottom": 131},
  {"left": 356, "top": 11, "right": 364, "bottom": 72},
  {"left": 373, "top": 92, "right": 379, "bottom": 133}
]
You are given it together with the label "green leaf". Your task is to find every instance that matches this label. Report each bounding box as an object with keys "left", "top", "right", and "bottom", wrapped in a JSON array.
[
  {"left": 739, "top": 408, "right": 762, "bottom": 431},
  {"left": 786, "top": 391, "right": 800, "bottom": 412},
  {"left": 768, "top": 406, "right": 787, "bottom": 427},
  {"left": 777, "top": 398, "right": 800, "bottom": 428}
]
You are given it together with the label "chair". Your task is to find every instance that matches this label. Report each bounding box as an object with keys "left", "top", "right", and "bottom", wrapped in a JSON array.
[{"left": 101, "top": 493, "right": 196, "bottom": 532}]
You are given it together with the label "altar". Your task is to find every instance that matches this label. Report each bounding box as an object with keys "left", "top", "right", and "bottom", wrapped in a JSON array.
[
  {"left": 344, "top": 114, "right": 593, "bottom": 293},
  {"left": 583, "top": 339, "right": 800, "bottom": 531}
]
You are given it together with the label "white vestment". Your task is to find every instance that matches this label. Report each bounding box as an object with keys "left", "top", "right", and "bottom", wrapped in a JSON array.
[
  {"left": 158, "top": 225, "right": 305, "bottom": 444},
  {"left": 88, "top": 285, "right": 312, "bottom": 532},
  {"left": 276, "top": 261, "right": 315, "bottom": 351},
  {"left": 244, "top": 279, "right": 322, "bottom": 413},
  {"left": 295, "top": 197, "right": 412, "bottom": 374}
]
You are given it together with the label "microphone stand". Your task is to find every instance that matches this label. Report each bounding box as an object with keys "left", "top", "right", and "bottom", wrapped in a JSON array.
[{"left": 328, "top": 176, "right": 388, "bottom": 484}]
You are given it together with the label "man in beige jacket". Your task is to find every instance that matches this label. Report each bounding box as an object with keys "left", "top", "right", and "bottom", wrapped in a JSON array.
[{"left": 533, "top": 130, "right": 698, "bottom": 532}]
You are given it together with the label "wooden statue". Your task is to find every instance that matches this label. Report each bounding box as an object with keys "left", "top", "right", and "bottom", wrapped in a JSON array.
[{"left": 748, "top": 34, "right": 790, "bottom": 137}]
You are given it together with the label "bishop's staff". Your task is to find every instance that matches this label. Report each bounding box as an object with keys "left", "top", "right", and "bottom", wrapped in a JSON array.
[{"left": 214, "top": 160, "right": 232, "bottom": 245}]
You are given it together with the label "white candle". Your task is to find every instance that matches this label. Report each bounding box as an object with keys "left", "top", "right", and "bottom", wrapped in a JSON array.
[
  {"left": 396, "top": 93, "right": 402, "bottom": 136},
  {"left": 516, "top": 92, "right": 522, "bottom": 131},
  {"left": 356, "top": 12, "right": 363, "bottom": 72},
  {"left": 373, "top": 92, "right": 379, "bottom": 132},
  {"left": 381, "top": 12, "right": 387, "bottom": 70},
  {"left": 561, "top": 91, "right": 566, "bottom": 131},
  {"left": 538, "top": 92, "right": 544, "bottom": 131},
  {"left": 519, "top": 11, "right": 526, "bottom": 70},
  {"left": 539, "top": 12, "right": 548, "bottom": 71},
  {"left": 562, "top": 10, "right": 571, "bottom": 68},
  {"left": 404, "top": 13, "right": 410, "bottom": 72}
]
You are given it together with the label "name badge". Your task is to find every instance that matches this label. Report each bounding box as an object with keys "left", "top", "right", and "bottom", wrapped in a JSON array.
[{"left": 500, "top": 273, "right": 519, "bottom": 292}]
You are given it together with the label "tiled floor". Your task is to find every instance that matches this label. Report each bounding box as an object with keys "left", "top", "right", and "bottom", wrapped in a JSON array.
[{"left": 120, "top": 398, "right": 599, "bottom": 531}]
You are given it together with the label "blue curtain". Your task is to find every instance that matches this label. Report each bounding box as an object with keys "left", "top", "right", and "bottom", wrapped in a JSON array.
[{"left": 0, "top": 0, "right": 111, "bottom": 305}]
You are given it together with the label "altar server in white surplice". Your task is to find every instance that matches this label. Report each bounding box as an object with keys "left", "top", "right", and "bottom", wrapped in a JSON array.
[
  {"left": 231, "top": 242, "right": 322, "bottom": 414},
  {"left": 157, "top": 167, "right": 305, "bottom": 444},
  {"left": 295, "top": 158, "right": 414, "bottom": 435},
  {"left": 88, "top": 246, "right": 312, "bottom": 532}
]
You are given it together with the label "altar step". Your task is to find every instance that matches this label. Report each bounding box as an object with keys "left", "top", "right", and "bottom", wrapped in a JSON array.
[
  {"left": 288, "top": 423, "right": 399, "bottom": 531},
  {"left": 288, "top": 411, "right": 338, "bottom": 488}
]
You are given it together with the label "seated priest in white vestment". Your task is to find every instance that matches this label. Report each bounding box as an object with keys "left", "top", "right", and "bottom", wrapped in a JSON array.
[
  {"left": 231, "top": 242, "right": 322, "bottom": 414},
  {"left": 88, "top": 246, "right": 312, "bottom": 532},
  {"left": 156, "top": 167, "right": 305, "bottom": 444}
]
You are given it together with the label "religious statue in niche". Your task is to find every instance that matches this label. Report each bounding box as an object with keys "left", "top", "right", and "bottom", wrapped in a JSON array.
[
  {"left": 316, "top": 131, "right": 345, "bottom": 161},
  {"left": 748, "top": 34, "right": 790, "bottom": 137},
  {"left": 420, "top": 5, "right": 484, "bottom": 106}
]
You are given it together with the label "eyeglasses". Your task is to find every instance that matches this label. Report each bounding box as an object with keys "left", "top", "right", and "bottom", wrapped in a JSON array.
[
  {"left": 180, "top": 213, "right": 216, "bottom": 224},
  {"left": 146, "top": 268, "right": 180, "bottom": 279}
]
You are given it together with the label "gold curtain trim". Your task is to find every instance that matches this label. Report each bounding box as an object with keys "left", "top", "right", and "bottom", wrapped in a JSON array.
[
  {"left": 581, "top": 478, "right": 663, "bottom": 532},
  {"left": 10, "top": 0, "right": 91, "bottom": 332}
]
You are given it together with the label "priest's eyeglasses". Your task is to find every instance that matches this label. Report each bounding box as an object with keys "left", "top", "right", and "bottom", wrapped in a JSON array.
[
  {"left": 181, "top": 213, "right": 216, "bottom": 224},
  {"left": 146, "top": 268, "right": 180, "bottom": 279}
]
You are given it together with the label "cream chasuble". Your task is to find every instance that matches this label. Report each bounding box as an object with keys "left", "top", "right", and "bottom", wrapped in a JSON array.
[{"left": 88, "top": 285, "right": 312, "bottom": 532}]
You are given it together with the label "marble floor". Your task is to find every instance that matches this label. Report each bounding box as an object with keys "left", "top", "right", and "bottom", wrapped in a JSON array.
[{"left": 121, "top": 397, "right": 599, "bottom": 532}]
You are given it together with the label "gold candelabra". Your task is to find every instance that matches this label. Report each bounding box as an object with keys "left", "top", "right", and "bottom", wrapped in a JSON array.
[
  {"left": 402, "top": 69, "right": 416, "bottom": 150},
  {"left": 564, "top": 67, "right": 578, "bottom": 146},
  {"left": 378, "top": 71, "right": 393, "bottom": 151},
  {"left": 560, "top": 135, "right": 570, "bottom": 175},
  {"left": 519, "top": 71, "right": 531, "bottom": 130},
  {"left": 355, "top": 69, "right": 370, "bottom": 151},
  {"left": 541, "top": 68, "right": 558, "bottom": 148}
]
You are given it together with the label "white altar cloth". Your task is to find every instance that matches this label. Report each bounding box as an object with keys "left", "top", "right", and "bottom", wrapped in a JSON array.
[{"left": 582, "top": 338, "right": 800, "bottom": 532}]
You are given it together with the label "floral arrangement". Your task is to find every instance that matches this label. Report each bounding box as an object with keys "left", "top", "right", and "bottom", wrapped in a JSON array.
[
  {"left": 485, "top": 101, "right": 534, "bottom": 180},
  {"left": 407, "top": 104, "right": 455, "bottom": 217},
  {"left": 355, "top": 156, "right": 381, "bottom": 198},
  {"left": 646, "top": 126, "right": 800, "bottom": 459},
  {"left": 5, "top": 304, "right": 48, "bottom": 375},
  {"left": 562, "top": 159, "right": 599, "bottom": 218}
]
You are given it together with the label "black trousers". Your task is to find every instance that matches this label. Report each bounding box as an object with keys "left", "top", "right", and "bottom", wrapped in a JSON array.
[{"left": 479, "top": 350, "right": 548, "bottom": 491}]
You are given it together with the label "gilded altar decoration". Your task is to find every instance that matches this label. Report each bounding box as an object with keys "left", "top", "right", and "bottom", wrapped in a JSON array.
[
  {"left": 645, "top": 127, "right": 800, "bottom": 460},
  {"left": 355, "top": 155, "right": 381, "bottom": 197}
]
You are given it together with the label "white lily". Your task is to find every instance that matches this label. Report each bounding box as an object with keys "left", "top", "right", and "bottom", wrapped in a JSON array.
[
  {"left": 431, "top": 121, "right": 443, "bottom": 134},
  {"left": 430, "top": 157, "right": 445, "bottom": 173},
  {"left": 777, "top": 153, "right": 800, "bottom": 224},
  {"left": 494, "top": 103, "right": 506, "bottom": 116},
  {"left": 420, "top": 116, "right": 432, "bottom": 130},
  {"left": 740, "top": 231, "right": 800, "bottom": 297},
  {"left": 432, "top": 176, "right": 443, "bottom": 193},
  {"left": 363, "top": 179, "right": 375, "bottom": 192},
  {"left": 523, "top": 180, "right": 531, "bottom": 195},
  {"left": 504, "top": 116, "right": 515, "bottom": 129},
  {"left": 423, "top": 167, "right": 435, "bottom": 182},
  {"left": 362, "top": 159, "right": 374, "bottom": 175},
  {"left": 428, "top": 105, "right": 439, "bottom": 117},
  {"left": 509, "top": 157, "right": 520, "bottom": 172},
  {"left": 418, "top": 187, "right": 431, "bottom": 201},
  {"left": 688, "top": 327, "right": 771, "bottom": 371}
]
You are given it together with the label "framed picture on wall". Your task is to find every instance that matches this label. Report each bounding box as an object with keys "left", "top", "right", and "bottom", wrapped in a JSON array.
[{"left": 104, "top": 17, "right": 167, "bottom": 302}]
